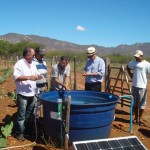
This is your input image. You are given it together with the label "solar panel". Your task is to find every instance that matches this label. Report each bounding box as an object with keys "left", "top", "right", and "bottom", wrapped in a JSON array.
[{"left": 73, "top": 136, "right": 147, "bottom": 150}]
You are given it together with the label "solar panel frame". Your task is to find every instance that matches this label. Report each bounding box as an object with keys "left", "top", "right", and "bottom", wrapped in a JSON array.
[{"left": 73, "top": 136, "right": 147, "bottom": 150}]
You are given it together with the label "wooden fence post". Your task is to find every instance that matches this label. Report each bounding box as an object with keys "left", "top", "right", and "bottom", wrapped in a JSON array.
[
  {"left": 74, "top": 56, "right": 77, "bottom": 90},
  {"left": 64, "top": 95, "right": 71, "bottom": 150},
  {"left": 105, "top": 57, "right": 111, "bottom": 92}
]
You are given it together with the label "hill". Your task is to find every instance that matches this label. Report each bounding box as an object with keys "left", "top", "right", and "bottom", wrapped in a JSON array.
[{"left": 0, "top": 33, "right": 150, "bottom": 56}]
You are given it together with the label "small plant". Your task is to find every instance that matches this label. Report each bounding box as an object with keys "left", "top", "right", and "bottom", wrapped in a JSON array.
[
  {"left": 0, "top": 67, "right": 13, "bottom": 84},
  {"left": 0, "top": 77, "right": 5, "bottom": 84},
  {"left": 1, "top": 88, "right": 6, "bottom": 96},
  {"left": 1, "top": 121, "right": 13, "bottom": 139},
  {"left": 7, "top": 91, "right": 17, "bottom": 101},
  {"left": 0, "top": 115, "right": 14, "bottom": 148},
  {"left": 0, "top": 137, "right": 7, "bottom": 148},
  {"left": 0, "top": 88, "right": 6, "bottom": 100}
]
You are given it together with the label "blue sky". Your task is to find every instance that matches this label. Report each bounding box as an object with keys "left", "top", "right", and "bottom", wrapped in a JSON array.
[{"left": 0, "top": 0, "right": 150, "bottom": 47}]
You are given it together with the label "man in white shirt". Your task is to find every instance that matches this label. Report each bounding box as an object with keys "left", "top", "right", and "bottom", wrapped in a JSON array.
[
  {"left": 13, "top": 47, "right": 43, "bottom": 141},
  {"left": 127, "top": 50, "right": 150, "bottom": 126}
]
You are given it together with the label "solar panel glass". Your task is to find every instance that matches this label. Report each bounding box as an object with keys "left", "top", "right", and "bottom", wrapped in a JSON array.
[{"left": 73, "top": 136, "right": 147, "bottom": 150}]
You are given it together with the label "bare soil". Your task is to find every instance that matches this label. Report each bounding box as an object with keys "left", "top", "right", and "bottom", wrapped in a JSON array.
[{"left": 0, "top": 73, "right": 150, "bottom": 150}]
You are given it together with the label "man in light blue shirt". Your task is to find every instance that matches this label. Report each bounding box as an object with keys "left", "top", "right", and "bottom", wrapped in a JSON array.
[{"left": 82, "top": 47, "right": 105, "bottom": 91}]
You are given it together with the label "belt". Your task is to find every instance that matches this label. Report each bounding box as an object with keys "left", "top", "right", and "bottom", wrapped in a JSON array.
[{"left": 86, "top": 82, "right": 101, "bottom": 85}]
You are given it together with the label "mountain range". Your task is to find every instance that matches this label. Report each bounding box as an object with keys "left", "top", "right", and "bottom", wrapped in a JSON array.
[{"left": 0, "top": 33, "right": 150, "bottom": 56}]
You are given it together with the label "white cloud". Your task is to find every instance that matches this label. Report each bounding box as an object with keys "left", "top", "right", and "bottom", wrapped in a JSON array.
[{"left": 76, "top": 25, "right": 86, "bottom": 31}]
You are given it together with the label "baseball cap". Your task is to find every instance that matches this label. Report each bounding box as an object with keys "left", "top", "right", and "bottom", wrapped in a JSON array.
[
  {"left": 86, "top": 47, "right": 96, "bottom": 56},
  {"left": 133, "top": 50, "right": 143, "bottom": 57},
  {"left": 35, "top": 46, "right": 46, "bottom": 55}
]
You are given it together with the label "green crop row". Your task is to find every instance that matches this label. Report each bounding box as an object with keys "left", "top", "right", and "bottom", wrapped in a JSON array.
[{"left": 0, "top": 68, "right": 13, "bottom": 84}]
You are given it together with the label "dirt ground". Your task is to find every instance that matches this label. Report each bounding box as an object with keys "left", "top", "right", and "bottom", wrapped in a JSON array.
[{"left": 0, "top": 72, "right": 150, "bottom": 150}]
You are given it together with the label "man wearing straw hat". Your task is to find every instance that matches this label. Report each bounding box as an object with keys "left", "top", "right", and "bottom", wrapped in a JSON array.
[
  {"left": 127, "top": 50, "right": 150, "bottom": 126},
  {"left": 82, "top": 47, "right": 105, "bottom": 92}
]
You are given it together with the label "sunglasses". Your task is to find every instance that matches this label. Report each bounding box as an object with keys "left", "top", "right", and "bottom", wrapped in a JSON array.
[{"left": 87, "top": 55, "right": 94, "bottom": 58}]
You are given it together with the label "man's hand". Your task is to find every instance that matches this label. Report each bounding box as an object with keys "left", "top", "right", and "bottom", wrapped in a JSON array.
[
  {"left": 82, "top": 71, "right": 91, "bottom": 76},
  {"left": 38, "top": 75, "right": 44, "bottom": 80},
  {"left": 63, "top": 84, "right": 70, "bottom": 91},
  {"left": 29, "top": 75, "right": 38, "bottom": 81}
]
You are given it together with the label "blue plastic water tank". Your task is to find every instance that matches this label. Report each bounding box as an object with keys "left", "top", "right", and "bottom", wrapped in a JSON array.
[{"left": 39, "top": 90, "right": 119, "bottom": 143}]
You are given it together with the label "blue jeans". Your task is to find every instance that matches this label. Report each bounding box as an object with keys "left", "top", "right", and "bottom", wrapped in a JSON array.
[{"left": 16, "top": 94, "right": 36, "bottom": 136}]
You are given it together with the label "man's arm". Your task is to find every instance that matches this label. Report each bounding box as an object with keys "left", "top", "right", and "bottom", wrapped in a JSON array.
[
  {"left": 63, "top": 76, "right": 70, "bottom": 90},
  {"left": 54, "top": 77, "right": 70, "bottom": 91},
  {"left": 82, "top": 71, "right": 99, "bottom": 76},
  {"left": 16, "top": 75, "right": 43, "bottom": 81},
  {"left": 126, "top": 65, "right": 133, "bottom": 79}
]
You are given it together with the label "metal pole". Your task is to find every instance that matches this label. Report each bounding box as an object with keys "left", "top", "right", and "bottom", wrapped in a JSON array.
[{"left": 120, "top": 95, "right": 134, "bottom": 133}]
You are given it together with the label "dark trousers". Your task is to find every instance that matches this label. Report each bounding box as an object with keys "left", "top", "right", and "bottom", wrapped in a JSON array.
[{"left": 85, "top": 82, "right": 102, "bottom": 92}]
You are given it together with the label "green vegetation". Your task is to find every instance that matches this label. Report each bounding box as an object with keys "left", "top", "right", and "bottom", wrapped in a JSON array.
[
  {"left": 0, "top": 39, "right": 150, "bottom": 63},
  {"left": 46, "top": 50, "right": 87, "bottom": 62},
  {"left": 0, "top": 115, "right": 14, "bottom": 148},
  {"left": 1, "top": 88, "right": 6, "bottom": 96},
  {"left": 0, "top": 40, "right": 40, "bottom": 58},
  {"left": 104, "top": 53, "right": 150, "bottom": 63},
  {"left": 0, "top": 68, "right": 13, "bottom": 84},
  {"left": 7, "top": 91, "right": 17, "bottom": 101}
]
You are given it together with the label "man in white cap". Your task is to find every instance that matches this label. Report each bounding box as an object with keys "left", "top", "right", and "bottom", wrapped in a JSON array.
[
  {"left": 82, "top": 47, "right": 105, "bottom": 91},
  {"left": 127, "top": 50, "right": 150, "bottom": 126}
]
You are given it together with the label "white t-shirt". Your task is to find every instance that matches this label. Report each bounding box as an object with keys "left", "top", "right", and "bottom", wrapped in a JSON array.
[{"left": 128, "top": 60, "right": 150, "bottom": 88}]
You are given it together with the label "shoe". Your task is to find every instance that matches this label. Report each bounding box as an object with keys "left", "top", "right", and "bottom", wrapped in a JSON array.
[
  {"left": 139, "top": 121, "right": 145, "bottom": 126},
  {"left": 16, "top": 135, "right": 25, "bottom": 142},
  {"left": 133, "top": 119, "right": 138, "bottom": 125}
]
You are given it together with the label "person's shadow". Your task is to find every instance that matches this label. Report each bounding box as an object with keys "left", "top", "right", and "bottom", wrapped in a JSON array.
[
  {"left": 138, "top": 128, "right": 150, "bottom": 138},
  {"left": 2, "top": 113, "right": 18, "bottom": 135}
]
